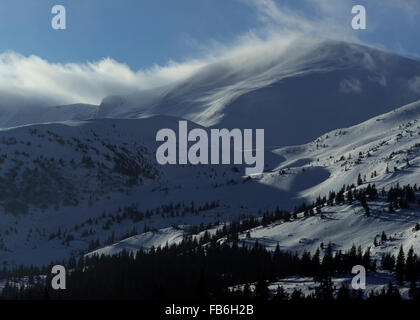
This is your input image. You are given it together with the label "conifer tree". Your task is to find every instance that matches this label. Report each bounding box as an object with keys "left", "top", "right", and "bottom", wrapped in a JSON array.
[
  {"left": 255, "top": 277, "right": 269, "bottom": 302},
  {"left": 409, "top": 279, "right": 419, "bottom": 300},
  {"left": 290, "top": 289, "right": 303, "bottom": 302},
  {"left": 242, "top": 283, "right": 252, "bottom": 300},
  {"left": 314, "top": 276, "right": 335, "bottom": 302},
  {"left": 386, "top": 282, "right": 401, "bottom": 301},
  {"left": 357, "top": 173, "right": 363, "bottom": 186},
  {"left": 381, "top": 231, "right": 387, "bottom": 243},
  {"left": 395, "top": 245, "right": 405, "bottom": 285},
  {"left": 405, "top": 246, "right": 416, "bottom": 283},
  {"left": 273, "top": 285, "right": 288, "bottom": 302},
  {"left": 336, "top": 283, "right": 350, "bottom": 302}
]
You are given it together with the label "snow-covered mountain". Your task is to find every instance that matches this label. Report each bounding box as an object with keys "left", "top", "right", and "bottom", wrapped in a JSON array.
[
  {"left": 0, "top": 103, "right": 97, "bottom": 128},
  {"left": 82, "top": 100, "right": 420, "bottom": 297},
  {"left": 0, "top": 96, "right": 419, "bottom": 268},
  {"left": 87, "top": 99, "right": 420, "bottom": 265},
  {"left": 0, "top": 115, "right": 283, "bottom": 266},
  {"left": 96, "top": 40, "right": 420, "bottom": 146},
  {"left": 0, "top": 39, "right": 419, "bottom": 279}
]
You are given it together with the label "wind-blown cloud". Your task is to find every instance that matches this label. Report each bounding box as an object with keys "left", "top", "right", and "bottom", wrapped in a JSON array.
[
  {"left": 0, "top": 37, "right": 304, "bottom": 108},
  {"left": 339, "top": 78, "right": 362, "bottom": 94},
  {"left": 0, "top": 51, "right": 206, "bottom": 107},
  {"left": 0, "top": 0, "right": 417, "bottom": 109},
  {"left": 246, "top": 0, "right": 358, "bottom": 42},
  {"left": 0, "top": 22, "right": 312, "bottom": 108},
  {"left": 409, "top": 77, "right": 420, "bottom": 94}
]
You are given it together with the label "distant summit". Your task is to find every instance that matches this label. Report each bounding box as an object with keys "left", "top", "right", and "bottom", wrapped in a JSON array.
[{"left": 97, "top": 40, "right": 420, "bottom": 146}]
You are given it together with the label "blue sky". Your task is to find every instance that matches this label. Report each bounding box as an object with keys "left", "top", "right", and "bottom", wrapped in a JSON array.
[
  {"left": 0, "top": 0, "right": 418, "bottom": 68},
  {"left": 0, "top": 0, "right": 419, "bottom": 106},
  {"left": 0, "top": 0, "right": 260, "bottom": 69}
]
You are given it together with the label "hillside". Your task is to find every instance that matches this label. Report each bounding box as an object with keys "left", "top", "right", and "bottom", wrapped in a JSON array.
[
  {"left": 0, "top": 115, "right": 276, "bottom": 266},
  {"left": 80, "top": 100, "right": 420, "bottom": 298},
  {"left": 0, "top": 104, "right": 98, "bottom": 129},
  {"left": 96, "top": 40, "right": 420, "bottom": 146},
  {"left": 1, "top": 98, "right": 420, "bottom": 267}
]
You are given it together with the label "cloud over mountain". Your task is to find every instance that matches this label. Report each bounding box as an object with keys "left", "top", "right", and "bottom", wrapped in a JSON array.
[
  {"left": 0, "top": 51, "right": 206, "bottom": 107},
  {"left": 0, "top": 0, "right": 418, "bottom": 109}
]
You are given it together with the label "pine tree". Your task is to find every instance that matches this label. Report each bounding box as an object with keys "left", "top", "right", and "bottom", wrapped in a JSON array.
[
  {"left": 321, "top": 243, "right": 334, "bottom": 278},
  {"left": 362, "top": 247, "right": 372, "bottom": 270},
  {"left": 381, "top": 231, "right": 387, "bottom": 244},
  {"left": 395, "top": 245, "right": 405, "bottom": 285},
  {"left": 405, "top": 246, "right": 416, "bottom": 283},
  {"left": 312, "top": 249, "right": 321, "bottom": 280},
  {"left": 357, "top": 173, "right": 363, "bottom": 186},
  {"left": 273, "top": 285, "right": 288, "bottom": 302},
  {"left": 255, "top": 277, "right": 269, "bottom": 302},
  {"left": 336, "top": 283, "right": 350, "bottom": 301},
  {"left": 386, "top": 282, "right": 401, "bottom": 301},
  {"left": 290, "top": 289, "right": 303, "bottom": 301},
  {"left": 314, "top": 276, "right": 335, "bottom": 302},
  {"left": 242, "top": 283, "right": 252, "bottom": 300},
  {"left": 409, "top": 279, "right": 418, "bottom": 299},
  {"left": 347, "top": 189, "right": 354, "bottom": 204}
]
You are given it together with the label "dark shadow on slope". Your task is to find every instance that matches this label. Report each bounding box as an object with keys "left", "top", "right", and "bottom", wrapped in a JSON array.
[{"left": 218, "top": 62, "right": 420, "bottom": 146}]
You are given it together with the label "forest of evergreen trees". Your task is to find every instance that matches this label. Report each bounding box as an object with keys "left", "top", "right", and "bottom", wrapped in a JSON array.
[
  {"left": 1, "top": 182, "right": 419, "bottom": 302},
  {"left": 2, "top": 233, "right": 419, "bottom": 301}
]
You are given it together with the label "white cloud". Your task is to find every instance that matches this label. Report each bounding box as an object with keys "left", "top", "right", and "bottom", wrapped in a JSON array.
[
  {"left": 409, "top": 77, "right": 420, "bottom": 93},
  {"left": 0, "top": 32, "right": 309, "bottom": 108},
  {"left": 245, "top": 0, "right": 359, "bottom": 42},
  {"left": 339, "top": 78, "right": 362, "bottom": 94},
  {"left": 0, "top": 0, "right": 415, "bottom": 108},
  {"left": 0, "top": 51, "right": 206, "bottom": 107},
  {"left": 369, "top": 74, "right": 387, "bottom": 87}
]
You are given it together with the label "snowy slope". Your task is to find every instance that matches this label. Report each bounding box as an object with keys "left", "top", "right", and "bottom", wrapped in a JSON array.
[
  {"left": 2, "top": 99, "right": 420, "bottom": 267},
  {"left": 0, "top": 115, "right": 289, "bottom": 266},
  {"left": 0, "top": 103, "right": 98, "bottom": 129},
  {"left": 1, "top": 40, "right": 420, "bottom": 270},
  {"left": 86, "top": 197, "right": 420, "bottom": 264},
  {"left": 96, "top": 40, "right": 420, "bottom": 146},
  {"left": 87, "top": 227, "right": 186, "bottom": 257},
  {"left": 268, "top": 99, "right": 420, "bottom": 200},
  {"left": 86, "top": 100, "right": 420, "bottom": 265},
  {"left": 231, "top": 272, "right": 413, "bottom": 300}
]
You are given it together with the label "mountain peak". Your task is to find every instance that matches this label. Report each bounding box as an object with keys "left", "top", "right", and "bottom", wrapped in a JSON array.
[{"left": 96, "top": 40, "right": 420, "bottom": 146}]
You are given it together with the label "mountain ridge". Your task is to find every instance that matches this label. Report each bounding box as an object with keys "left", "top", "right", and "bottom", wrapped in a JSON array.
[{"left": 96, "top": 40, "right": 420, "bottom": 146}]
